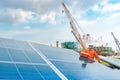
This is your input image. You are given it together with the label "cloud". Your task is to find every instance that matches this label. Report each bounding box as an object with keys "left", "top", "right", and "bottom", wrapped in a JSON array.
[
  {"left": 0, "top": 0, "right": 60, "bottom": 14},
  {"left": 77, "top": 11, "right": 120, "bottom": 48},
  {"left": 0, "top": 0, "right": 120, "bottom": 49},
  {"left": 0, "top": 23, "right": 75, "bottom": 46},
  {"left": 102, "top": 3, "right": 120, "bottom": 13},
  {"left": 0, "top": 0, "right": 104, "bottom": 24},
  {"left": 69, "top": 0, "right": 102, "bottom": 13},
  {"left": 92, "top": 0, "right": 120, "bottom": 13},
  {"left": 78, "top": 0, "right": 101, "bottom": 10},
  {"left": 24, "top": 26, "right": 31, "bottom": 30},
  {"left": 0, "top": 9, "right": 33, "bottom": 23},
  {"left": 0, "top": 0, "right": 61, "bottom": 24},
  {"left": 40, "top": 11, "right": 57, "bottom": 24}
]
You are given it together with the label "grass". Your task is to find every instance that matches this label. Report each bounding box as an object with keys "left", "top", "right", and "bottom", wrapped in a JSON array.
[
  {"left": 101, "top": 60, "right": 110, "bottom": 67},
  {"left": 116, "top": 58, "right": 120, "bottom": 60}
]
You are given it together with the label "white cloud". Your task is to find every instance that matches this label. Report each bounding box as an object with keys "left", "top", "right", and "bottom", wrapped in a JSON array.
[
  {"left": 0, "top": 0, "right": 104, "bottom": 24},
  {"left": 76, "top": 11, "right": 120, "bottom": 50},
  {"left": 48, "top": 11, "right": 56, "bottom": 24},
  {"left": 0, "top": 0, "right": 120, "bottom": 50},
  {"left": 92, "top": 5, "right": 99, "bottom": 11},
  {"left": 40, "top": 15, "right": 48, "bottom": 23},
  {"left": 24, "top": 26, "right": 31, "bottom": 30},
  {"left": 0, "top": 23, "right": 76, "bottom": 46},
  {"left": 0, "top": 9, "right": 33, "bottom": 23},
  {"left": 102, "top": 3, "right": 120, "bottom": 13},
  {"left": 0, "top": 0, "right": 60, "bottom": 24},
  {"left": 0, "top": 0, "right": 60, "bottom": 14},
  {"left": 40, "top": 11, "right": 57, "bottom": 24}
]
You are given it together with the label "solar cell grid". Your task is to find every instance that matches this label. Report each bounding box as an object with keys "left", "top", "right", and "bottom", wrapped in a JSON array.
[
  {"left": 0, "top": 38, "right": 120, "bottom": 80},
  {"left": 32, "top": 43, "right": 80, "bottom": 62},
  {"left": 0, "top": 62, "right": 61, "bottom": 80},
  {"left": 8, "top": 49, "right": 30, "bottom": 62},
  {"left": 0, "top": 38, "right": 62, "bottom": 80},
  {"left": 0, "top": 38, "right": 33, "bottom": 51},
  {"left": 0, "top": 63, "right": 22, "bottom": 80},
  {"left": 24, "top": 50, "right": 46, "bottom": 64},
  {"left": 51, "top": 60, "right": 120, "bottom": 80},
  {"left": 0, "top": 48, "right": 11, "bottom": 61}
]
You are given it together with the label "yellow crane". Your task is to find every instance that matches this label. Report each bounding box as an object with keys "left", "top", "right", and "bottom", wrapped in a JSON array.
[{"left": 61, "top": 2, "right": 86, "bottom": 50}]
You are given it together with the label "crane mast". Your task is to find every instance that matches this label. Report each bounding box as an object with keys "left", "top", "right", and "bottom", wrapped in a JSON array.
[
  {"left": 62, "top": 3, "right": 120, "bottom": 68},
  {"left": 111, "top": 32, "right": 120, "bottom": 51},
  {"left": 61, "top": 3, "right": 86, "bottom": 50}
]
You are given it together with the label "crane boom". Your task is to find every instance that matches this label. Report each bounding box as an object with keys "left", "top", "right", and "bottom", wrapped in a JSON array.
[
  {"left": 62, "top": 3, "right": 86, "bottom": 50},
  {"left": 111, "top": 32, "right": 120, "bottom": 51},
  {"left": 62, "top": 3, "right": 120, "bottom": 68}
]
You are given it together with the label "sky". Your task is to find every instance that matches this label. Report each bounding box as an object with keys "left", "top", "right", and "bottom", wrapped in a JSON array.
[{"left": 0, "top": 0, "right": 120, "bottom": 50}]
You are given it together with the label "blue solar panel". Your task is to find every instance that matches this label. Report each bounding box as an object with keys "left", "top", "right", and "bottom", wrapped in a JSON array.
[
  {"left": 36, "top": 65, "right": 61, "bottom": 80},
  {"left": 0, "top": 38, "right": 33, "bottom": 51},
  {"left": 8, "top": 49, "right": 30, "bottom": 62},
  {"left": 0, "top": 39, "right": 4, "bottom": 47},
  {"left": 51, "top": 60, "right": 120, "bottom": 80},
  {"left": 0, "top": 62, "right": 61, "bottom": 80},
  {"left": 32, "top": 43, "right": 80, "bottom": 62},
  {"left": 24, "top": 50, "right": 46, "bottom": 63},
  {"left": 17, "top": 64, "right": 61, "bottom": 80},
  {"left": 0, "top": 47, "right": 11, "bottom": 61},
  {"left": 0, "top": 38, "right": 62, "bottom": 80},
  {"left": 17, "top": 64, "right": 44, "bottom": 80},
  {"left": 0, "top": 38, "right": 46, "bottom": 64},
  {"left": 0, "top": 63, "right": 22, "bottom": 80},
  {"left": 0, "top": 38, "right": 120, "bottom": 80}
]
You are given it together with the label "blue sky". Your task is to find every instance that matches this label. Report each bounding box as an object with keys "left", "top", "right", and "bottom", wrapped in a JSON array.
[{"left": 0, "top": 0, "right": 120, "bottom": 50}]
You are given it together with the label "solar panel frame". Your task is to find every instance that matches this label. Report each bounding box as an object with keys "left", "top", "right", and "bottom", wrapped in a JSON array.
[
  {"left": 0, "top": 38, "right": 120, "bottom": 80},
  {"left": 51, "top": 60, "right": 120, "bottom": 80}
]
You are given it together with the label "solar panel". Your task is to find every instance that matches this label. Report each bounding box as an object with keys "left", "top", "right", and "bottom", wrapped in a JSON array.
[
  {"left": 51, "top": 60, "right": 120, "bottom": 80},
  {"left": 8, "top": 49, "right": 30, "bottom": 62},
  {"left": 0, "top": 63, "right": 21, "bottom": 80},
  {"left": 32, "top": 43, "right": 80, "bottom": 62},
  {"left": 0, "top": 38, "right": 61, "bottom": 80},
  {"left": 0, "top": 38, "right": 33, "bottom": 51},
  {"left": 24, "top": 50, "right": 46, "bottom": 63},
  {"left": 17, "top": 64, "right": 61, "bottom": 80},
  {"left": 0, "top": 38, "right": 120, "bottom": 80},
  {"left": 31, "top": 42, "right": 120, "bottom": 80},
  {"left": 0, "top": 47, "right": 11, "bottom": 61}
]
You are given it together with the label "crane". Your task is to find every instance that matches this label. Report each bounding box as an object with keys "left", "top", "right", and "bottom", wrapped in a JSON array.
[
  {"left": 111, "top": 32, "right": 120, "bottom": 51},
  {"left": 61, "top": 2, "right": 120, "bottom": 69},
  {"left": 61, "top": 2, "right": 86, "bottom": 50}
]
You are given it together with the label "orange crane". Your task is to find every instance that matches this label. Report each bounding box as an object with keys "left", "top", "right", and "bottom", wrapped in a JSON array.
[{"left": 61, "top": 3, "right": 86, "bottom": 50}]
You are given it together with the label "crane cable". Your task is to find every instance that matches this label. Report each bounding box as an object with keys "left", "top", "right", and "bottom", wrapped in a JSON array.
[
  {"left": 72, "top": 16, "right": 85, "bottom": 35},
  {"left": 61, "top": 3, "right": 85, "bottom": 35}
]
